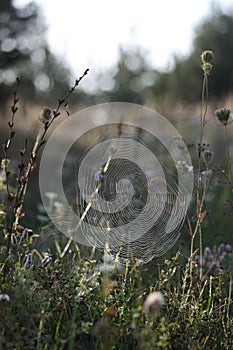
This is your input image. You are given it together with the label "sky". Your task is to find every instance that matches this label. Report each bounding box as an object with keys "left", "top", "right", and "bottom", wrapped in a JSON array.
[{"left": 15, "top": 0, "right": 233, "bottom": 92}]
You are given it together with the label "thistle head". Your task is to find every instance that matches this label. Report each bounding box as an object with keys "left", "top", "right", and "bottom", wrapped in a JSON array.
[
  {"left": 201, "top": 50, "right": 214, "bottom": 75},
  {"left": 215, "top": 107, "right": 232, "bottom": 126},
  {"left": 201, "top": 50, "right": 214, "bottom": 64}
]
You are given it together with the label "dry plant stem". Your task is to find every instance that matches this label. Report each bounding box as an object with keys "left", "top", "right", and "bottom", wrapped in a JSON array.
[
  {"left": 3, "top": 79, "right": 21, "bottom": 248},
  {"left": 31, "top": 248, "right": 44, "bottom": 262},
  {"left": 224, "top": 126, "right": 233, "bottom": 187},
  {"left": 39, "top": 69, "right": 89, "bottom": 146},
  {"left": 190, "top": 179, "right": 208, "bottom": 279},
  {"left": 199, "top": 74, "right": 208, "bottom": 154},
  {"left": 13, "top": 125, "right": 45, "bottom": 230},
  {"left": 209, "top": 164, "right": 233, "bottom": 194},
  {"left": 3, "top": 79, "right": 20, "bottom": 200},
  {"left": 227, "top": 272, "right": 232, "bottom": 329},
  {"left": 11, "top": 69, "right": 89, "bottom": 233},
  {"left": 190, "top": 72, "right": 209, "bottom": 279},
  {"left": 6, "top": 78, "right": 21, "bottom": 148}
]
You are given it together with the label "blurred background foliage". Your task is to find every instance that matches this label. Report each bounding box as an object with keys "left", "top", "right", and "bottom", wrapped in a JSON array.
[
  {"left": 1, "top": 1, "right": 233, "bottom": 108},
  {"left": 101, "top": 7, "right": 233, "bottom": 105},
  {"left": 0, "top": 0, "right": 232, "bottom": 248},
  {"left": 152, "top": 9, "right": 233, "bottom": 103},
  {"left": 0, "top": 0, "right": 71, "bottom": 107}
]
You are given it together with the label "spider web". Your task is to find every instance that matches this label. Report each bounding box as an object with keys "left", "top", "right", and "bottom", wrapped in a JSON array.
[{"left": 38, "top": 103, "right": 193, "bottom": 264}]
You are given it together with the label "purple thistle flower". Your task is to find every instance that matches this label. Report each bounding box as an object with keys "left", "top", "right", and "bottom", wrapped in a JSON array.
[
  {"left": 11, "top": 233, "right": 18, "bottom": 246},
  {"left": 19, "top": 228, "right": 29, "bottom": 244},
  {"left": 23, "top": 253, "right": 32, "bottom": 268},
  {"left": 95, "top": 168, "right": 105, "bottom": 182},
  {"left": 42, "top": 256, "right": 52, "bottom": 268},
  {"left": 204, "top": 247, "right": 211, "bottom": 257}
]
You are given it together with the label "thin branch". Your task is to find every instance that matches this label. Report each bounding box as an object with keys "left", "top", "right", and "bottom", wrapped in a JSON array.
[{"left": 10, "top": 69, "right": 89, "bottom": 232}]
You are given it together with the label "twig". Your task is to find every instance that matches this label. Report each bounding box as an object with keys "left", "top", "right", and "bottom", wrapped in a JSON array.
[{"left": 6, "top": 70, "right": 89, "bottom": 235}]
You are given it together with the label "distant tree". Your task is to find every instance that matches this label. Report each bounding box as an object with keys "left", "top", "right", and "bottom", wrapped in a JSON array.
[
  {"left": 0, "top": 0, "right": 71, "bottom": 106},
  {"left": 152, "top": 7, "right": 233, "bottom": 102},
  {"left": 100, "top": 46, "right": 157, "bottom": 104}
]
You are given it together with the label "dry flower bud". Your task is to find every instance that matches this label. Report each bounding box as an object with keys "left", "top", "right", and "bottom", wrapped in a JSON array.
[
  {"left": 23, "top": 253, "right": 32, "bottom": 268},
  {"left": 201, "top": 50, "right": 214, "bottom": 64},
  {"left": 215, "top": 107, "right": 231, "bottom": 126},
  {"left": 19, "top": 228, "right": 29, "bottom": 244},
  {"left": 11, "top": 233, "right": 18, "bottom": 246},
  {"left": 38, "top": 107, "right": 52, "bottom": 124}
]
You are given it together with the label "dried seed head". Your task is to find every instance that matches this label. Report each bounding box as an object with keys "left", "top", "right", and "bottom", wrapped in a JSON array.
[
  {"left": 38, "top": 107, "right": 52, "bottom": 124},
  {"left": 201, "top": 50, "right": 214, "bottom": 75},
  {"left": 215, "top": 107, "right": 231, "bottom": 126},
  {"left": 201, "top": 50, "right": 214, "bottom": 64},
  {"left": 203, "top": 150, "right": 214, "bottom": 166}
]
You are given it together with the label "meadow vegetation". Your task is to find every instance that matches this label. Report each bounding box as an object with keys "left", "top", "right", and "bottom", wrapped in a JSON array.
[{"left": 0, "top": 50, "right": 233, "bottom": 350}]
